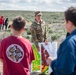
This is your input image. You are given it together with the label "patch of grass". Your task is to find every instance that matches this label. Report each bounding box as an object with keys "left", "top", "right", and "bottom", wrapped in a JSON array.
[
  {"left": 27, "top": 29, "right": 31, "bottom": 35},
  {"left": 51, "top": 33, "right": 61, "bottom": 41},
  {"left": 48, "top": 29, "right": 54, "bottom": 34}
]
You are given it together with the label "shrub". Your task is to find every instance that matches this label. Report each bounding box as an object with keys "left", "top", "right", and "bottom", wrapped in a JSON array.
[
  {"left": 51, "top": 33, "right": 61, "bottom": 41},
  {"left": 49, "top": 29, "right": 54, "bottom": 34},
  {"left": 27, "top": 29, "right": 31, "bottom": 35}
]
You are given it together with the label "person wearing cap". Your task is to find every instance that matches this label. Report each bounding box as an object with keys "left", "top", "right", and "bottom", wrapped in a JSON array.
[
  {"left": 30, "top": 11, "right": 47, "bottom": 51},
  {"left": 0, "top": 16, "right": 35, "bottom": 75}
]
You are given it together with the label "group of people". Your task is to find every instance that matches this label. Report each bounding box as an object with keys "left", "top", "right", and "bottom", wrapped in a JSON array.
[
  {"left": 0, "top": 16, "right": 8, "bottom": 31},
  {"left": 0, "top": 6, "right": 76, "bottom": 75}
]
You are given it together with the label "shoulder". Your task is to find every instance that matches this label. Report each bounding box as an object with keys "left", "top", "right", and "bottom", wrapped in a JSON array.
[
  {"left": 61, "top": 35, "right": 76, "bottom": 50},
  {"left": 31, "top": 21, "right": 37, "bottom": 30},
  {"left": 31, "top": 21, "right": 37, "bottom": 26},
  {"left": 21, "top": 37, "right": 32, "bottom": 47},
  {"left": 22, "top": 37, "right": 30, "bottom": 43},
  {"left": 41, "top": 20, "right": 45, "bottom": 24},
  {"left": 68, "top": 35, "right": 76, "bottom": 46},
  {"left": 1, "top": 36, "right": 12, "bottom": 45}
]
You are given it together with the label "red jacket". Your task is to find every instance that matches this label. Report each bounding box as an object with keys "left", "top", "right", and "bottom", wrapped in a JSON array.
[
  {"left": 0, "top": 18, "right": 2, "bottom": 24},
  {"left": 0, "top": 17, "right": 4, "bottom": 25}
]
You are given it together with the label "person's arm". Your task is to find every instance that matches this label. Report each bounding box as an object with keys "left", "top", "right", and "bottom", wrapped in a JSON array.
[
  {"left": 44, "top": 26, "right": 47, "bottom": 41},
  {"left": 30, "top": 24, "right": 40, "bottom": 51},
  {"left": 0, "top": 43, "right": 3, "bottom": 63},
  {"left": 42, "top": 21, "right": 48, "bottom": 45},
  {"left": 42, "top": 20, "right": 47, "bottom": 42},
  {"left": 51, "top": 42, "right": 75, "bottom": 75},
  {"left": 44, "top": 26, "right": 49, "bottom": 45}
]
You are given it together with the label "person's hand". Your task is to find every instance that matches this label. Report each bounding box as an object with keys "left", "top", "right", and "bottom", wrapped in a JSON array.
[
  {"left": 47, "top": 57, "right": 56, "bottom": 65},
  {"left": 47, "top": 57, "right": 52, "bottom": 65}
]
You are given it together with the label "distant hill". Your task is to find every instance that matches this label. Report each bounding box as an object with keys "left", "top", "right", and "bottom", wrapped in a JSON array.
[{"left": 0, "top": 10, "right": 64, "bottom": 23}]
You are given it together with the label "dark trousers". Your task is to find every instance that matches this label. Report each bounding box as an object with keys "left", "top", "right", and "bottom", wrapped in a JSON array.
[{"left": 50, "top": 72, "right": 54, "bottom": 75}]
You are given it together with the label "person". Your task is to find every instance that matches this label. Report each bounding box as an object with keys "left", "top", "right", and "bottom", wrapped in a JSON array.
[
  {"left": 30, "top": 11, "right": 47, "bottom": 51},
  {"left": 46, "top": 6, "right": 76, "bottom": 75},
  {"left": 0, "top": 16, "right": 35, "bottom": 75},
  {"left": 4, "top": 18, "right": 9, "bottom": 30},
  {"left": 0, "top": 16, "right": 4, "bottom": 31},
  {"left": 1, "top": 16, "right": 4, "bottom": 30}
]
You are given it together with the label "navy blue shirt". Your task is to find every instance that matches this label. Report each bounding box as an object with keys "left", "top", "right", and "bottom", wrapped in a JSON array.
[{"left": 51, "top": 29, "right": 76, "bottom": 75}]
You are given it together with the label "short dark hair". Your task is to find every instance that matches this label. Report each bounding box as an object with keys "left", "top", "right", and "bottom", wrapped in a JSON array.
[
  {"left": 12, "top": 16, "right": 26, "bottom": 31},
  {"left": 64, "top": 6, "right": 76, "bottom": 26}
]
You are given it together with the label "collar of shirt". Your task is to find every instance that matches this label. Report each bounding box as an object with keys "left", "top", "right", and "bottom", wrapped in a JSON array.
[
  {"left": 70, "top": 29, "right": 76, "bottom": 35},
  {"left": 35, "top": 19, "right": 43, "bottom": 24}
]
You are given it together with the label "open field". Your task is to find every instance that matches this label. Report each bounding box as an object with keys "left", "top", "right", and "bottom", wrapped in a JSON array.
[{"left": 0, "top": 10, "right": 66, "bottom": 42}]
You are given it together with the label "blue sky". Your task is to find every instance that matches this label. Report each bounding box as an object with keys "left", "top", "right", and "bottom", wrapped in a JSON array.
[{"left": 0, "top": 0, "right": 76, "bottom": 11}]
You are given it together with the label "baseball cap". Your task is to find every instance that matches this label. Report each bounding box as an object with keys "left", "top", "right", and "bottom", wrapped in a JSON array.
[{"left": 35, "top": 11, "right": 42, "bottom": 16}]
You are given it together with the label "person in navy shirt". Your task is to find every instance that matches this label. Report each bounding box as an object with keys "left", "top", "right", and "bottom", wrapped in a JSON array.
[{"left": 47, "top": 6, "right": 76, "bottom": 75}]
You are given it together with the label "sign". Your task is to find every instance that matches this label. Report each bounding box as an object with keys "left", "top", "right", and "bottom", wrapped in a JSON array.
[
  {"left": 31, "top": 42, "right": 57, "bottom": 74},
  {"left": 31, "top": 43, "right": 41, "bottom": 72}
]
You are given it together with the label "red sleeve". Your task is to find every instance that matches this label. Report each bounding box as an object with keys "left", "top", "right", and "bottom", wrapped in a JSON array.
[
  {"left": 0, "top": 42, "right": 3, "bottom": 59},
  {"left": 0, "top": 18, "right": 2, "bottom": 24},
  {"left": 0, "top": 18, "right": 1, "bottom": 24}
]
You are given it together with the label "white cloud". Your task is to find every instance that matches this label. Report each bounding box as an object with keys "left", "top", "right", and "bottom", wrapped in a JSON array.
[{"left": 0, "top": 0, "right": 76, "bottom": 11}]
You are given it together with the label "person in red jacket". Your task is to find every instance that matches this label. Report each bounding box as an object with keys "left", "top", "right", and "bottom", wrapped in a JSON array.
[
  {"left": 0, "top": 16, "right": 3, "bottom": 31},
  {"left": 1, "top": 16, "right": 4, "bottom": 30},
  {"left": 0, "top": 16, "right": 35, "bottom": 75},
  {"left": 0, "top": 16, "right": 4, "bottom": 31}
]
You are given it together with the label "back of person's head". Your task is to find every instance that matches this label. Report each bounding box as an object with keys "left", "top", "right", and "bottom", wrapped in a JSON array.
[
  {"left": 65, "top": 6, "right": 76, "bottom": 26},
  {"left": 12, "top": 16, "right": 26, "bottom": 31}
]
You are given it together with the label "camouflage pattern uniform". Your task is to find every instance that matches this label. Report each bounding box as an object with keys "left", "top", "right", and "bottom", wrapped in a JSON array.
[{"left": 30, "top": 20, "right": 47, "bottom": 48}]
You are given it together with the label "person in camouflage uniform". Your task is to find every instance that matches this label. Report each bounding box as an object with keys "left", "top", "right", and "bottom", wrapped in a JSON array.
[{"left": 30, "top": 11, "right": 47, "bottom": 51}]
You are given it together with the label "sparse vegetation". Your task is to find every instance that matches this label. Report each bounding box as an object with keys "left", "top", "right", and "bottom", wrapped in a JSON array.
[
  {"left": 27, "top": 29, "right": 31, "bottom": 35},
  {"left": 0, "top": 10, "right": 66, "bottom": 44},
  {"left": 51, "top": 33, "right": 61, "bottom": 41}
]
